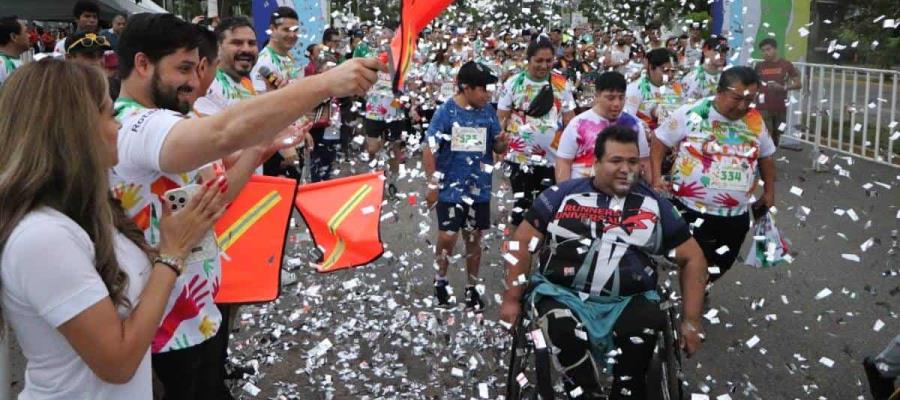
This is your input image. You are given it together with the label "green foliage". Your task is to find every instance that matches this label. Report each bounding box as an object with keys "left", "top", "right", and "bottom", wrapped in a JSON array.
[{"left": 833, "top": 0, "right": 900, "bottom": 68}]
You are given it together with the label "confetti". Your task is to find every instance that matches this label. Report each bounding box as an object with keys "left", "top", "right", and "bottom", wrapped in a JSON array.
[{"left": 814, "top": 288, "right": 833, "bottom": 300}]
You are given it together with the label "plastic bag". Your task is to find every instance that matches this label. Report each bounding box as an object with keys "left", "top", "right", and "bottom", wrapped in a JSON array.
[{"left": 745, "top": 213, "right": 790, "bottom": 268}]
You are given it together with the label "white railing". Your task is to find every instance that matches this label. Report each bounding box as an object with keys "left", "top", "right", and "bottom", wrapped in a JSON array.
[{"left": 784, "top": 62, "right": 899, "bottom": 168}]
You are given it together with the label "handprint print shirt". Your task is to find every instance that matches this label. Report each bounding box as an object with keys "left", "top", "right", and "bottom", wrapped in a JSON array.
[
  {"left": 556, "top": 109, "right": 648, "bottom": 179},
  {"left": 654, "top": 98, "right": 776, "bottom": 217},
  {"left": 497, "top": 72, "right": 576, "bottom": 166},
  {"left": 110, "top": 98, "right": 223, "bottom": 353}
]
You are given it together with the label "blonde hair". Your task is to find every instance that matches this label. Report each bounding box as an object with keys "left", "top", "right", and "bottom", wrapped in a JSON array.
[{"left": 0, "top": 59, "right": 155, "bottom": 318}]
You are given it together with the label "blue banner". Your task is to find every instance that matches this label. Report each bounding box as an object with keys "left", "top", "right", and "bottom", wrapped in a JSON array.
[{"left": 251, "top": 0, "right": 326, "bottom": 67}]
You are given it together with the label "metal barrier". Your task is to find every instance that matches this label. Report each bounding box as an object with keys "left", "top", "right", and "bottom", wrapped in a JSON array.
[{"left": 784, "top": 62, "right": 899, "bottom": 168}]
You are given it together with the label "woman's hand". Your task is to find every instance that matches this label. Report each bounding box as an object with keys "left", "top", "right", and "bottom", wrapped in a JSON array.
[{"left": 157, "top": 177, "right": 228, "bottom": 260}]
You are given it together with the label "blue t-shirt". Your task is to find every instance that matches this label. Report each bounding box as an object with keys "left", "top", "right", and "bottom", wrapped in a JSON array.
[
  {"left": 426, "top": 99, "right": 502, "bottom": 204},
  {"left": 524, "top": 178, "right": 691, "bottom": 296}
]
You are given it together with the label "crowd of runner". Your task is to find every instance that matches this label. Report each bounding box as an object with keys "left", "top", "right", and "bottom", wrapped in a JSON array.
[{"left": 0, "top": 1, "right": 898, "bottom": 399}]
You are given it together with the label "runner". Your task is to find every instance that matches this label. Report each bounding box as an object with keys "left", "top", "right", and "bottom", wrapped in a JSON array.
[
  {"left": 650, "top": 66, "right": 777, "bottom": 284},
  {"left": 624, "top": 48, "right": 683, "bottom": 132},
  {"left": 682, "top": 36, "right": 729, "bottom": 100},
  {"left": 497, "top": 38, "right": 576, "bottom": 227},
  {"left": 500, "top": 125, "right": 707, "bottom": 400},
  {"left": 110, "top": 13, "right": 381, "bottom": 398},
  {"left": 363, "top": 26, "right": 409, "bottom": 196},
  {"left": 0, "top": 16, "right": 28, "bottom": 87},
  {"left": 423, "top": 61, "right": 507, "bottom": 311},
  {"left": 556, "top": 71, "right": 649, "bottom": 182}
]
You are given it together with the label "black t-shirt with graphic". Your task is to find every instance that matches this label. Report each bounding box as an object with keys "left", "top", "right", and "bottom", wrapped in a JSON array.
[{"left": 525, "top": 178, "right": 691, "bottom": 296}]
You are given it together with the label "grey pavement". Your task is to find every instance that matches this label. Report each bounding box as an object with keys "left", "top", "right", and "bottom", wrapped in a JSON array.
[{"left": 4, "top": 142, "right": 898, "bottom": 399}]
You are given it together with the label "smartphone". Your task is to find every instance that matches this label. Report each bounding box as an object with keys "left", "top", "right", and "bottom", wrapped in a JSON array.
[{"left": 163, "top": 184, "right": 218, "bottom": 264}]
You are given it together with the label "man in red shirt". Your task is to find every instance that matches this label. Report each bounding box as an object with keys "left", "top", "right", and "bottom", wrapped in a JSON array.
[{"left": 754, "top": 38, "right": 801, "bottom": 147}]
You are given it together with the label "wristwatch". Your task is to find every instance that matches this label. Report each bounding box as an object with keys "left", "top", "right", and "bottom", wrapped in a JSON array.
[{"left": 154, "top": 255, "right": 185, "bottom": 276}]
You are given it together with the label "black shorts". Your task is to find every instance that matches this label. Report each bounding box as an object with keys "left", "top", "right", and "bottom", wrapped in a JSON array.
[
  {"left": 364, "top": 118, "right": 405, "bottom": 142},
  {"left": 436, "top": 201, "right": 491, "bottom": 232}
]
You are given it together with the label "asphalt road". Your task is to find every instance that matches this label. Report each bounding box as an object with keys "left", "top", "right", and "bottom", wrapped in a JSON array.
[
  {"left": 218, "top": 143, "right": 900, "bottom": 400},
  {"left": 5, "top": 141, "right": 898, "bottom": 399}
]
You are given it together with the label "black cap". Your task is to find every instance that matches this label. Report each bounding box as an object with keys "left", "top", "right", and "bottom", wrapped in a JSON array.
[
  {"left": 457, "top": 61, "right": 498, "bottom": 88},
  {"left": 66, "top": 31, "right": 111, "bottom": 54},
  {"left": 703, "top": 35, "right": 730, "bottom": 52}
]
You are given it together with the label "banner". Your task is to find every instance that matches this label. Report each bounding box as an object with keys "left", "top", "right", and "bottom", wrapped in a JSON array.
[
  {"left": 251, "top": 0, "right": 327, "bottom": 66},
  {"left": 711, "top": 0, "right": 810, "bottom": 63},
  {"left": 390, "top": 0, "right": 454, "bottom": 91},
  {"left": 295, "top": 172, "right": 385, "bottom": 272},
  {"left": 213, "top": 175, "right": 297, "bottom": 304}
]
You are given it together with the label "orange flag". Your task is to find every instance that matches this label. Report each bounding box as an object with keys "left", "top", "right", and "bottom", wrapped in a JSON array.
[
  {"left": 390, "top": 0, "right": 454, "bottom": 92},
  {"left": 213, "top": 175, "right": 297, "bottom": 304},
  {"left": 294, "top": 172, "right": 385, "bottom": 272}
]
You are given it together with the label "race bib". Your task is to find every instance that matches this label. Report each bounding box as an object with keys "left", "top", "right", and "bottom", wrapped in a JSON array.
[
  {"left": 451, "top": 126, "right": 487, "bottom": 153},
  {"left": 709, "top": 162, "right": 751, "bottom": 191}
]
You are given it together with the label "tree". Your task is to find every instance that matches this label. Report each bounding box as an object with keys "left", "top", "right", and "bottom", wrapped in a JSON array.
[{"left": 833, "top": 0, "right": 900, "bottom": 68}]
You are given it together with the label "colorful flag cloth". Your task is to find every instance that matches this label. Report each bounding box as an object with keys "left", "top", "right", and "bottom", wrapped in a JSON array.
[
  {"left": 295, "top": 172, "right": 386, "bottom": 272},
  {"left": 214, "top": 175, "right": 297, "bottom": 304},
  {"left": 390, "top": 0, "right": 454, "bottom": 92}
]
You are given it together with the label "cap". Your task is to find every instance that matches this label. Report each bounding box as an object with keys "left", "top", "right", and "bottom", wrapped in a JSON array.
[
  {"left": 66, "top": 31, "right": 111, "bottom": 54},
  {"left": 703, "top": 35, "right": 730, "bottom": 52},
  {"left": 457, "top": 61, "right": 498, "bottom": 88}
]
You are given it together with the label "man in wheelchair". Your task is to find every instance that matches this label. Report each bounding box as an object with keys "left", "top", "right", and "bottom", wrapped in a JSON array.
[{"left": 500, "top": 125, "right": 708, "bottom": 399}]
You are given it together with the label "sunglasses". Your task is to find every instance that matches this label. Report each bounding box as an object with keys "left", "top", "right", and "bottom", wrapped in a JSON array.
[{"left": 67, "top": 33, "right": 109, "bottom": 52}]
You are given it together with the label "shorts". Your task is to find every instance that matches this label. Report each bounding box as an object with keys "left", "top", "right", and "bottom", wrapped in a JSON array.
[
  {"left": 436, "top": 201, "right": 491, "bottom": 232},
  {"left": 364, "top": 118, "right": 405, "bottom": 142}
]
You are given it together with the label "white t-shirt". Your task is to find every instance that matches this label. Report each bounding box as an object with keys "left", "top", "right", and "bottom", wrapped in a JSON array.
[
  {"left": 53, "top": 39, "right": 66, "bottom": 55},
  {"left": 251, "top": 46, "right": 303, "bottom": 94},
  {"left": 194, "top": 68, "right": 256, "bottom": 117},
  {"left": 110, "top": 99, "right": 223, "bottom": 353},
  {"left": 556, "top": 108, "right": 649, "bottom": 179},
  {"left": 624, "top": 76, "right": 686, "bottom": 130},
  {"left": 681, "top": 66, "right": 721, "bottom": 101},
  {"left": 497, "top": 72, "right": 576, "bottom": 166},
  {"left": 655, "top": 98, "right": 776, "bottom": 217},
  {"left": 0, "top": 53, "right": 21, "bottom": 88},
  {"left": 1, "top": 208, "right": 152, "bottom": 400},
  {"left": 364, "top": 71, "right": 406, "bottom": 122}
]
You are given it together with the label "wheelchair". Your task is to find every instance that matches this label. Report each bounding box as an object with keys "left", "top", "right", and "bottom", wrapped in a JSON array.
[{"left": 504, "top": 257, "right": 685, "bottom": 400}]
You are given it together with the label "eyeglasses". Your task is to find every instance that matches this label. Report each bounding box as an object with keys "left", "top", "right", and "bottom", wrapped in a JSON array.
[{"left": 67, "top": 33, "right": 109, "bottom": 52}]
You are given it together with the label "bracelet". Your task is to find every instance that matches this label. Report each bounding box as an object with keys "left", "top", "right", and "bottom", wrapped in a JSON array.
[{"left": 153, "top": 255, "right": 185, "bottom": 276}]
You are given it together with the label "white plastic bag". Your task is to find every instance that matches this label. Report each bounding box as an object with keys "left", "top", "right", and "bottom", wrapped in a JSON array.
[{"left": 745, "top": 213, "right": 790, "bottom": 268}]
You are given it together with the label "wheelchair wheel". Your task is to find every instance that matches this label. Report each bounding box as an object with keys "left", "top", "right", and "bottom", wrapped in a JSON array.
[
  {"left": 506, "top": 316, "right": 532, "bottom": 400},
  {"left": 505, "top": 313, "right": 559, "bottom": 400},
  {"left": 646, "top": 300, "right": 685, "bottom": 400}
]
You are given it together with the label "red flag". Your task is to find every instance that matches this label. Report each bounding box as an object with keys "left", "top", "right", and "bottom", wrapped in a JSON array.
[
  {"left": 213, "top": 175, "right": 297, "bottom": 304},
  {"left": 294, "top": 172, "right": 385, "bottom": 272},
  {"left": 390, "top": 0, "right": 454, "bottom": 92}
]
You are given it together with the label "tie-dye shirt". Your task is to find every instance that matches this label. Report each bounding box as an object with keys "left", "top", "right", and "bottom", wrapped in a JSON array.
[
  {"left": 624, "top": 76, "right": 684, "bottom": 131},
  {"left": 682, "top": 66, "right": 721, "bottom": 100},
  {"left": 497, "top": 72, "right": 576, "bottom": 166},
  {"left": 655, "top": 98, "right": 776, "bottom": 217},
  {"left": 110, "top": 98, "right": 223, "bottom": 353},
  {"left": 556, "top": 109, "right": 648, "bottom": 179}
]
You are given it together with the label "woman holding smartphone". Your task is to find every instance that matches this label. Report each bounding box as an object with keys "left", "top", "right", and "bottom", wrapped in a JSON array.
[{"left": 0, "top": 59, "right": 226, "bottom": 398}]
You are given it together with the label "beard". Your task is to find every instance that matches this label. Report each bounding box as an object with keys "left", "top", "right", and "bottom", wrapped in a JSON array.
[
  {"left": 150, "top": 69, "right": 193, "bottom": 114},
  {"left": 232, "top": 52, "right": 257, "bottom": 77}
]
